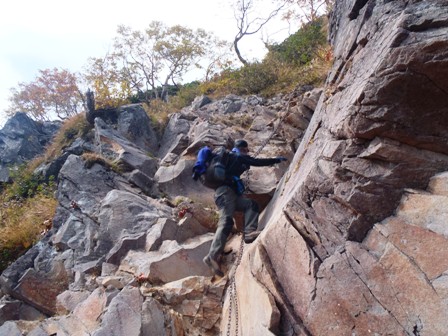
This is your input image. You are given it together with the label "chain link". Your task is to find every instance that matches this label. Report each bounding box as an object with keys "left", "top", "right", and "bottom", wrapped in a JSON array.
[
  {"left": 227, "top": 285, "right": 233, "bottom": 336},
  {"left": 226, "top": 235, "right": 245, "bottom": 336},
  {"left": 234, "top": 280, "right": 240, "bottom": 334}
]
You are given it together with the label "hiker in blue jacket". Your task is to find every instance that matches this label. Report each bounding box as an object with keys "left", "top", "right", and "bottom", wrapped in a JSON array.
[{"left": 202, "top": 139, "right": 287, "bottom": 276}]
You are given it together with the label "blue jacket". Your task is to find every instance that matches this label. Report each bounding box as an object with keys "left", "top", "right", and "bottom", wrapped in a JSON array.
[{"left": 192, "top": 146, "right": 212, "bottom": 175}]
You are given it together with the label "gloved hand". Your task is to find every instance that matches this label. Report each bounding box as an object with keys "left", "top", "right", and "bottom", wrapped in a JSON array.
[
  {"left": 276, "top": 157, "right": 288, "bottom": 163},
  {"left": 192, "top": 172, "right": 201, "bottom": 181}
]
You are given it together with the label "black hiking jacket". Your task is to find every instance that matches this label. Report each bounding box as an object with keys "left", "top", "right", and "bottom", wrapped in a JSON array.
[{"left": 225, "top": 152, "right": 280, "bottom": 178}]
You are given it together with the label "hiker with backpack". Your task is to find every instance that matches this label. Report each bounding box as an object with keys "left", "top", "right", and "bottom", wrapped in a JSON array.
[{"left": 192, "top": 139, "right": 287, "bottom": 276}]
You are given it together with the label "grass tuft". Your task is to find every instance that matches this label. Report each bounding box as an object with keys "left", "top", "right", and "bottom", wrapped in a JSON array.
[{"left": 0, "top": 192, "right": 57, "bottom": 272}]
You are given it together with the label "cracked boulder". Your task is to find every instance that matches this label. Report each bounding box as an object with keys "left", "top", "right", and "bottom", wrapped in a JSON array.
[
  {"left": 119, "top": 234, "right": 215, "bottom": 283},
  {"left": 95, "top": 118, "right": 158, "bottom": 178}
]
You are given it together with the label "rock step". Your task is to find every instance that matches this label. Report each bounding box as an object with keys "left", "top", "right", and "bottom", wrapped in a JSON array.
[
  {"left": 394, "top": 192, "right": 448, "bottom": 238},
  {"left": 119, "top": 233, "right": 214, "bottom": 284},
  {"left": 428, "top": 171, "right": 448, "bottom": 196}
]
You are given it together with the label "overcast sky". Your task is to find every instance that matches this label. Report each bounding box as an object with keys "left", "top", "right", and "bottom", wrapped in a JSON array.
[{"left": 0, "top": 0, "right": 293, "bottom": 126}]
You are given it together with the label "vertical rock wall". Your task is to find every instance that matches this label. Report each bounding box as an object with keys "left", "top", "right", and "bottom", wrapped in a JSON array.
[{"left": 231, "top": 1, "right": 448, "bottom": 335}]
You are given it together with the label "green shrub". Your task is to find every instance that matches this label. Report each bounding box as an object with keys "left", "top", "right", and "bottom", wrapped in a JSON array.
[
  {"left": 0, "top": 246, "right": 23, "bottom": 273},
  {"left": 199, "top": 17, "right": 331, "bottom": 98},
  {"left": 168, "top": 81, "right": 201, "bottom": 109},
  {"left": 199, "top": 61, "right": 277, "bottom": 96},
  {"left": 232, "top": 62, "right": 278, "bottom": 95},
  {"left": 267, "top": 17, "right": 327, "bottom": 66},
  {"left": 4, "top": 164, "right": 55, "bottom": 200}
]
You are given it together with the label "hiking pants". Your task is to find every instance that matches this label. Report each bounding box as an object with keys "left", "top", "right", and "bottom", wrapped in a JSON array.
[{"left": 208, "top": 185, "right": 259, "bottom": 259}]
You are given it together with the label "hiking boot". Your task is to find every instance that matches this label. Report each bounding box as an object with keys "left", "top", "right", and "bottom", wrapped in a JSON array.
[
  {"left": 244, "top": 230, "right": 261, "bottom": 243},
  {"left": 203, "top": 255, "right": 224, "bottom": 277}
]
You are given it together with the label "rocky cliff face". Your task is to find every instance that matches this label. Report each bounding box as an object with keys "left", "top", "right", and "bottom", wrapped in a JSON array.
[
  {"left": 0, "top": 112, "right": 61, "bottom": 182},
  {"left": 1, "top": 0, "right": 447, "bottom": 335},
  {"left": 229, "top": 0, "right": 448, "bottom": 335}
]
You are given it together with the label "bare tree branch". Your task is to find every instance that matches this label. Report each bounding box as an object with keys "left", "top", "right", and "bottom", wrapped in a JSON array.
[{"left": 233, "top": 0, "right": 288, "bottom": 65}]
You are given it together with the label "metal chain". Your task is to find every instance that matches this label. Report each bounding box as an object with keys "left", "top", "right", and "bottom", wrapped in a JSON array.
[
  {"left": 233, "top": 280, "right": 240, "bottom": 335},
  {"left": 226, "top": 93, "right": 296, "bottom": 334},
  {"left": 226, "top": 234, "right": 245, "bottom": 336},
  {"left": 227, "top": 286, "right": 233, "bottom": 335}
]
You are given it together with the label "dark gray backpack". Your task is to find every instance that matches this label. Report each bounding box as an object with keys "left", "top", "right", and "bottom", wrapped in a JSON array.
[{"left": 202, "top": 147, "right": 230, "bottom": 189}]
